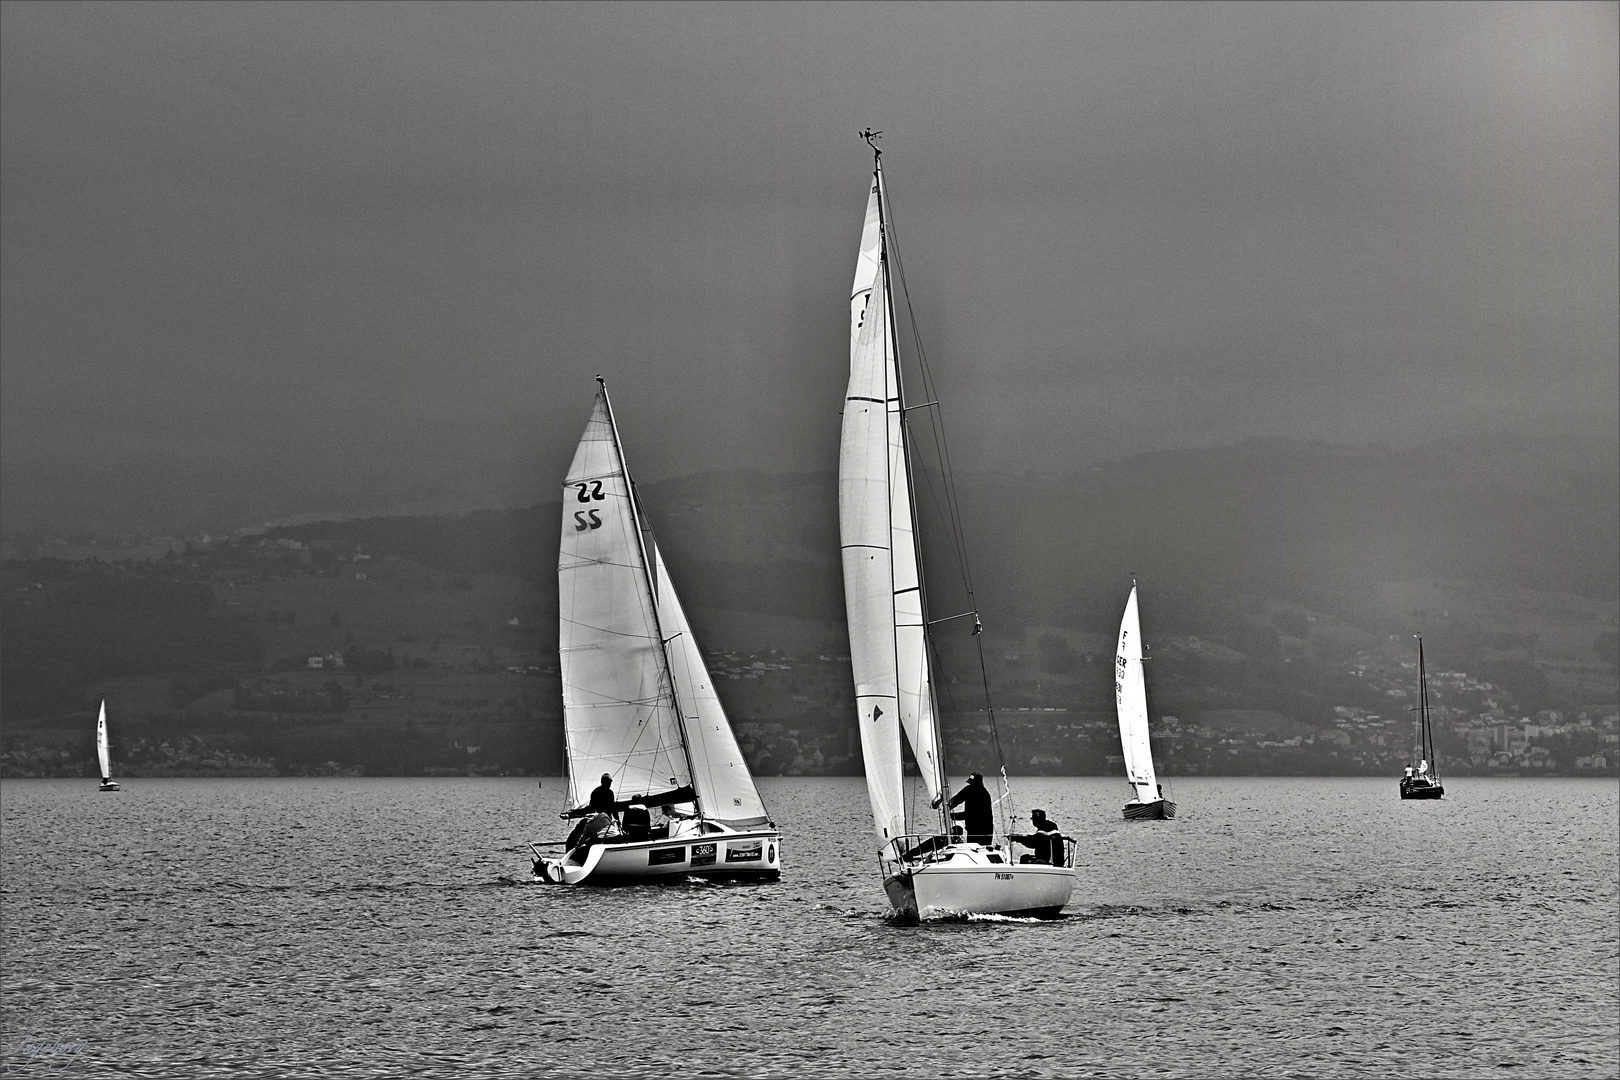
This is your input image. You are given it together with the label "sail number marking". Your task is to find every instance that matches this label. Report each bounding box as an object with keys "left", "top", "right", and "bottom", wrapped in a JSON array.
[{"left": 572, "top": 481, "right": 606, "bottom": 530}]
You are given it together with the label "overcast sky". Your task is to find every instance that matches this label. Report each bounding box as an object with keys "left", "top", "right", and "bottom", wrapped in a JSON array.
[{"left": 2, "top": 2, "right": 1615, "bottom": 533}]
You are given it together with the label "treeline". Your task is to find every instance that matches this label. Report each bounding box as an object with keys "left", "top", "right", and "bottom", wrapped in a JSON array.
[
  {"left": 271, "top": 505, "right": 553, "bottom": 582},
  {"left": 0, "top": 560, "right": 262, "bottom": 719}
]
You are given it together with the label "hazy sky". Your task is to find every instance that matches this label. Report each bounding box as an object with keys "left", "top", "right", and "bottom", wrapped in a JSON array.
[{"left": 2, "top": 2, "right": 1616, "bottom": 533}]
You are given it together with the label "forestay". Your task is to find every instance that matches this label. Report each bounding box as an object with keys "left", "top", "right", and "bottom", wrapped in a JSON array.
[
  {"left": 1114, "top": 585, "right": 1159, "bottom": 803},
  {"left": 558, "top": 390, "right": 692, "bottom": 811},
  {"left": 652, "top": 542, "right": 770, "bottom": 827}
]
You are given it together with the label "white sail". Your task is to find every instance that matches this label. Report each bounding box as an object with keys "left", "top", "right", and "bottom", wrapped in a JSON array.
[
  {"left": 840, "top": 170, "right": 945, "bottom": 848},
  {"left": 558, "top": 389, "right": 691, "bottom": 811},
  {"left": 96, "top": 700, "right": 112, "bottom": 780},
  {"left": 652, "top": 542, "right": 770, "bottom": 827},
  {"left": 841, "top": 239, "right": 907, "bottom": 846},
  {"left": 1114, "top": 585, "right": 1159, "bottom": 803}
]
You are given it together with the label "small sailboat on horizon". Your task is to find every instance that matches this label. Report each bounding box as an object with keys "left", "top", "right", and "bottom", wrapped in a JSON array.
[
  {"left": 532, "top": 380, "right": 781, "bottom": 885},
  {"left": 96, "top": 700, "right": 119, "bottom": 792},
  {"left": 1115, "top": 582, "right": 1174, "bottom": 820},
  {"left": 838, "top": 132, "right": 1075, "bottom": 920},
  {"left": 1400, "top": 634, "right": 1445, "bottom": 801}
]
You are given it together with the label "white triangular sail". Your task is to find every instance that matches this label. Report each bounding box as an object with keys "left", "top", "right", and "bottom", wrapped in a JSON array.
[
  {"left": 1114, "top": 585, "right": 1159, "bottom": 804},
  {"left": 558, "top": 389, "right": 691, "bottom": 811},
  {"left": 96, "top": 700, "right": 112, "bottom": 781},
  {"left": 840, "top": 168, "right": 944, "bottom": 848},
  {"left": 652, "top": 542, "right": 770, "bottom": 827}
]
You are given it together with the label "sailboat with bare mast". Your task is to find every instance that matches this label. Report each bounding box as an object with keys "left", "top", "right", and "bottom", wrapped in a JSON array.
[
  {"left": 839, "top": 131, "right": 1075, "bottom": 919},
  {"left": 1399, "top": 634, "right": 1444, "bottom": 800}
]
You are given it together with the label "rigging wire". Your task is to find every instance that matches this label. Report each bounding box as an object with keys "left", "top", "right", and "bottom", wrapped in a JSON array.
[{"left": 877, "top": 161, "right": 1016, "bottom": 839}]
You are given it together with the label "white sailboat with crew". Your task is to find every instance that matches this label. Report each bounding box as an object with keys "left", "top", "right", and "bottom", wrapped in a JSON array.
[
  {"left": 532, "top": 380, "right": 780, "bottom": 885},
  {"left": 96, "top": 699, "right": 119, "bottom": 791},
  {"left": 839, "top": 132, "right": 1075, "bottom": 919},
  {"left": 1115, "top": 583, "right": 1175, "bottom": 819}
]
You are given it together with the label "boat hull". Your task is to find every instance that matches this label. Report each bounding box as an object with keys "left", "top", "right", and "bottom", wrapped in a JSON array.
[
  {"left": 1400, "top": 781, "right": 1444, "bottom": 800},
  {"left": 535, "top": 828, "right": 780, "bottom": 885},
  {"left": 1123, "top": 799, "right": 1174, "bottom": 820},
  {"left": 881, "top": 843, "right": 1074, "bottom": 919}
]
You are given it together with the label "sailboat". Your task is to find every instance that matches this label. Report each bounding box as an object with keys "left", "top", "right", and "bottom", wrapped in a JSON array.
[
  {"left": 96, "top": 700, "right": 119, "bottom": 791},
  {"left": 1399, "top": 634, "right": 1445, "bottom": 800},
  {"left": 839, "top": 132, "right": 1075, "bottom": 920},
  {"left": 532, "top": 380, "right": 781, "bottom": 885},
  {"left": 1115, "top": 583, "right": 1175, "bottom": 819}
]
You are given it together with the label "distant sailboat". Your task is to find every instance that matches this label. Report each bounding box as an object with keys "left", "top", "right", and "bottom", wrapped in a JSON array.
[
  {"left": 1399, "top": 635, "right": 1445, "bottom": 800},
  {"left": 96, "top": 700, "right": 119, "bottom": 791},
  {"left": 532, "top": 380, "right": 781, "bottom": 885},
  {"left": 839, "top": 132, "right": 1075, "bottom": 919},
  {"left": 1115, "top": 583, "right": 1174, "bottom": 820}
]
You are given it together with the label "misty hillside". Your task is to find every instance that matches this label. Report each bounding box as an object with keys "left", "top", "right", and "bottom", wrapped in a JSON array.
[{"left": 267, "top": 435, "right": 1619, "bottom": 644}]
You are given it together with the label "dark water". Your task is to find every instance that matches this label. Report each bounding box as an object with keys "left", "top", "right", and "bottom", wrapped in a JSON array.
[{"left": 3, "top": 776, "right": 1616, "bottom": 1078}]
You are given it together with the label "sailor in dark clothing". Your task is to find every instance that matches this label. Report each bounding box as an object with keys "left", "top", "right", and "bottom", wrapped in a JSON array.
[
  {"left": 935, "top": 772, "right": 994, "bottom": 845},
  {"left": 1010, "top": 809, "right": 1065, "bottom": 866},
  {"left": 563, "top": 774, "right": 622, "bottom": 849},
  {"left": 588, "top": 774, "right": 619, "bottom": 820}
]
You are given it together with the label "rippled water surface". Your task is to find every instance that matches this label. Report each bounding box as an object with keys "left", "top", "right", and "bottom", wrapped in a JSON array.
[{"left": 3, "top": 776, "right": 1616, "bottom": 1078}]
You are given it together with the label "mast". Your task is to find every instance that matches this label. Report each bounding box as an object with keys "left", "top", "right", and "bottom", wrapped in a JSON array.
[
  {"left": 596, "top": 377, "right": 702, "bottom": 816},
  {"left": 868, "top": 135, "right": 949, "bottom": 832},
  {"left": 1416, "top": 634, "right": 1437, "bottom": 778}
]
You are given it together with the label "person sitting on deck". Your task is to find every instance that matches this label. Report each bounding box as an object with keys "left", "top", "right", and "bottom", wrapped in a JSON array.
[
  {"left": 933, "top": 772, "right": 994, "bottom": 845},
  {"left": 901, "top": 824, "right": 967, "bottom": 863},
  {"left": 1010, "top": 809, "right": 1065, "bottom": 866},
  {"left": 565, "top": 811, "right": 619, "bottom": 851},
  {"left": 659, "top": 803, "right": 698, "bottom": 838},
  {"left": 1417, "top": 759, "right": 1429, "bottom": 777},
  {"left": 620, "top": 804, "right": 651, "bottom": 842}
]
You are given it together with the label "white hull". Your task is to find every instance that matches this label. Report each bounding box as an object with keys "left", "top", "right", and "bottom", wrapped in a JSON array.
[
  {"left": 99, "top": 780, "right": 120, "bottom": 792},
  {"left": 882, "top": 843, "right": 1075, "bottom": 919},
  {"left": 536, "top": 827, "right": 781, "bottom": 886}
]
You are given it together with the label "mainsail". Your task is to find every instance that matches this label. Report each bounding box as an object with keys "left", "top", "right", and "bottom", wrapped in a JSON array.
[
  {"left": 839, "top": 163, "right": 945, "bottom": 847},
  {"left": 558, "top": 388, "right": 692, "bottom": 811},
  {"left": 652, "top": 542, "right": 770, "bottom": 827},
  {"left": 96, "top": 700, "right": 112, "bottom": 780},
  {"left": 1114, "top": 585, "right": 1159, "bottom": 804}
]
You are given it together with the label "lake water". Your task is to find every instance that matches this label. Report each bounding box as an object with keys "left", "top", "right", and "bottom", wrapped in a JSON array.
[{"left": 2, "top": 776, "right": 1616, "bottom": 1078}]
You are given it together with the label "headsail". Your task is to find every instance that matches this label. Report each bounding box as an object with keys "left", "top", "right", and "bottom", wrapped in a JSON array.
[
  {"left": 840, "top": 165, "right": 945, "bottom": 847},
  {"left": 1114, "top": 585, "right": 1159, "bottom": 804},
  {"left": 652, "top": 542, "right": 770, "bottom": 827},
  {"left": 558, "top": 388, "right": 691, "bottom": 811},
  {"left": 96, "top": 700, "right": 112, "bottom": 781}
]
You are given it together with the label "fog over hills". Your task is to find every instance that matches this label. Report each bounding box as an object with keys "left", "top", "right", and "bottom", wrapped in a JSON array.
[{"left": 261, "top": 431, "right": 1619, "bottom": 641}]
